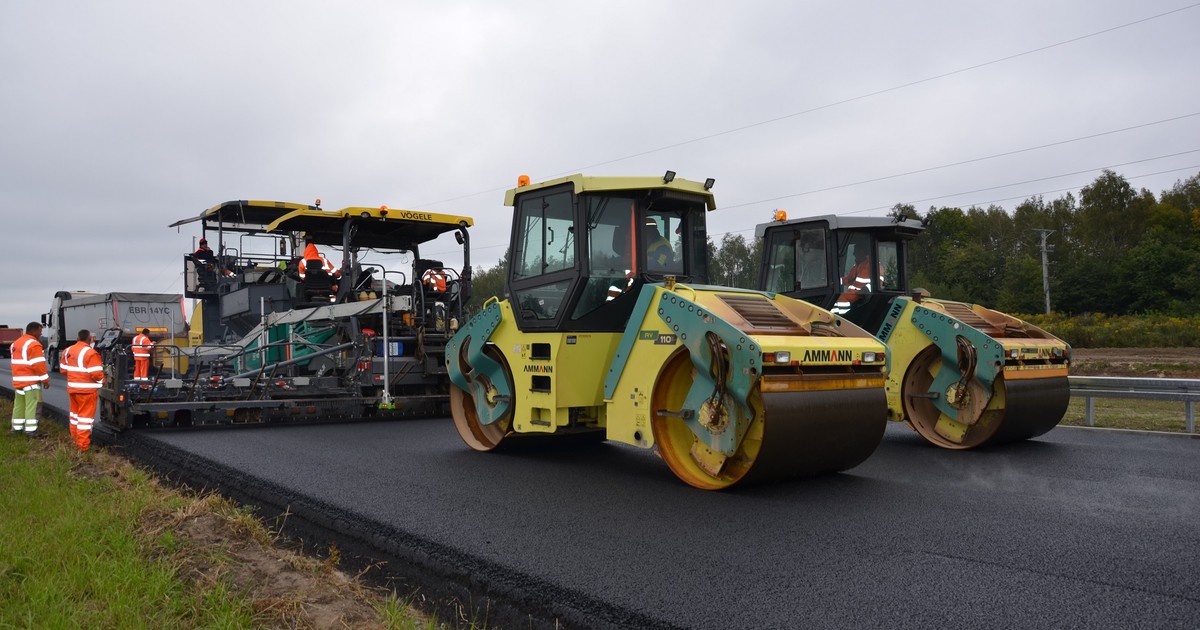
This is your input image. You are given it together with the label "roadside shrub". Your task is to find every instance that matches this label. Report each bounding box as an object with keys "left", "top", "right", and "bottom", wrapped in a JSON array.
[{"left": 1019, "top": 312, "right": 1200, "bottom": 348}]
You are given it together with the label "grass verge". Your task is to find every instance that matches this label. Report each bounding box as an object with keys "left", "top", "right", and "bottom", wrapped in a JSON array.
[
  {"left": 1060, "top": 396, "right": 1196, "bottom": 433},
  {"left": 0, "top": 398, "right": 441, "bottom": 629}
]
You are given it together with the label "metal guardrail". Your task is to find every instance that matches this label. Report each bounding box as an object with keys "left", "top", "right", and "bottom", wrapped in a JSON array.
[{"left": 1069, "top": 376, "right": 1199, "bottom": 433}]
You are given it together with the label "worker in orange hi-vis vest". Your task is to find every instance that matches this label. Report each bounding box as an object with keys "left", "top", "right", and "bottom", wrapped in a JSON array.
[
  {"left": 11, "top": 322, "right": 50, "bottom": 437},
  {"left": 421, "top": 268, "right": 448, "bottom": 292},
  {"left": 59, "top": 329, "right": 104, "bottom": 452},
  {"left": 131, "top": 328, "right": 154, "bottom": 381},
  {"left": 301, "top": 237, "right": 340, "bottom": 279},
  {"left": 303, "top": 237, "right": 322, "bottom": 266}
]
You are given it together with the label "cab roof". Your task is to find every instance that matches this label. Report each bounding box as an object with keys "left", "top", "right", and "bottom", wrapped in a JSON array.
[
  {"left": 168, "top": 200, "right": 314, "bottom": 232},
  {"left": 754, "top": 214, "right": 925, "bottom": 239},
  {"left": 265, "top": 206, "right": 472, "bottom": 249},
  {"left": 169, "top": 200, "right": 474, "bottom": 249},
  {"left": 504, "top": 174, "right": 717, "bottom": 211}
]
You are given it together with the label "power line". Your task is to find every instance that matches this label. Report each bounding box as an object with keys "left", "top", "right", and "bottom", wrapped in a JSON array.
[
  {"left": 445, "top": 162, "right": 1200, "bottom": 264},
  {"left": 412, "top": 3, "right": 1200, "bottom": 210},
  {"left": 900, "top": 164, "right": 1200, "bottom": 214},
  {"left": 852, "top": 157, "right": 1200, "bottom": 215},
  {"left": 434, "top": 125, "right": 1200, "bottom": 258},
  {"left": 717, "top": 112, "right": 1200, "bottom": 211},
  {"left": 556, "top": 4, "right": 1200, "bottom": 174},
  {"left": 716, "top": 163, "right": 1200, "bottom": 239}
]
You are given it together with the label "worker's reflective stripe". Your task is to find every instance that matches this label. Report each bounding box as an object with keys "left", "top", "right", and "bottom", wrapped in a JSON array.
[
  {"left": 63, "top": 344, "right": 104, "bottom": 390},
  {"left": 854, "top": 275, "right": 871, "bottom": 284},
  {"left": 61, "top": 364, "right": 103, "bottom": 373},
  {"left": 132, "top": 335, "right": 153, "bottom": 357},
  {"left": 16, "top": 338, "right": 37, "bottom": 359},
  {"left": 12, "top": 336, "right": 50, "bottom": 388},
  {"left": 69, "top": 414, "right": 94, "bottom": 430}
]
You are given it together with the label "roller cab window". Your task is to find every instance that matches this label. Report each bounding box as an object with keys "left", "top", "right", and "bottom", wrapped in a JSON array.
[{"left": 509, "top": 187, "right": 578, "bottom": 327}]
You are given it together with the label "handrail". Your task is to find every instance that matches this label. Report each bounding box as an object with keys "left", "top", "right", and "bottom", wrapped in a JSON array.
[{"left": 1068, "top": 375, "right": 1198, "bottom": 433}]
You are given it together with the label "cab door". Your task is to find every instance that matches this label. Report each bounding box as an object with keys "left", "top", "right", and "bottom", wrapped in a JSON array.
[{"left": 508, "top": 183, "right": 583, "bottom": 331}]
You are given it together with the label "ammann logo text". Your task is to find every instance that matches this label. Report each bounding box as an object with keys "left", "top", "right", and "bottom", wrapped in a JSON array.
[
  {"left": 801, "top": 349, "right": 852, "bottom": 362},
  {"left": 523, "top": 365, "right": 553, "bottom": 373}
]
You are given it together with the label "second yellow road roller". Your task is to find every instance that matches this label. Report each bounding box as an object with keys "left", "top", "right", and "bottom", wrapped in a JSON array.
[{"left": 756, "top": 213, "right": 1071, "bottom": 449}]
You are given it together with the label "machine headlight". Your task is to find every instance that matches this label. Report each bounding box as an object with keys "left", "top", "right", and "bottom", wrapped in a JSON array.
[{"left": 763, "top": 351, "right": 791, "bottom": 364}]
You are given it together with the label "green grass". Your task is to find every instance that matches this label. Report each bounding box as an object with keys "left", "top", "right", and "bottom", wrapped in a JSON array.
[
  {"left": 0, "top": 426, "right": 259, "bottom": 628},
  {"left": 0, "top": 397, "right": 443, "bottom": 629},
  {"left": 1060, "top": 396, "right": 1196, "bottom": 433}
]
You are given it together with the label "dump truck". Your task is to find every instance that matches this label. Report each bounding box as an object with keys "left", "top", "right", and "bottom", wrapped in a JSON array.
[
  {"left": 446, "top": 174, "right": 891, "bottom": 490},
  {"left": 756, "top": 213, "right": 1070, "bottom": 449},
  {"left": 98, "top": 199, "right": 473, "bottom": 430},
  {"left": 0, "top": 324, "right": 23, "bottom": 358},
  {"left": 41, "top": 291, "right": 188, "bottom": 369}
]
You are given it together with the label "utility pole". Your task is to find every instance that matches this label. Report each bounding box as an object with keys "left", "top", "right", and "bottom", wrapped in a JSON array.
[{"left": 1033, "top": 229, "right": 1054, "bottom": 314}]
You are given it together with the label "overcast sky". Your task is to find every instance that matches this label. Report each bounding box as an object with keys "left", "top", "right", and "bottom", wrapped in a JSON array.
[{"left": 2, "top": 1, "right": 1198, "bottom": 328}]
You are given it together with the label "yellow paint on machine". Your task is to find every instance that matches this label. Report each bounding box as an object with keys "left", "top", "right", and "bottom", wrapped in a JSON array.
[
  {"left": 482, "top": 301, "right": 622, "bottom": 434},
  {"left": 477, "top": 285, "right": 889, "bottom": 450}
]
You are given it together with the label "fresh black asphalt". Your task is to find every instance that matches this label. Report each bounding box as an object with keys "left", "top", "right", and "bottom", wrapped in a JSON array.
[{"left": 7, "top": 366, "right": 1200, "bottom": 629}]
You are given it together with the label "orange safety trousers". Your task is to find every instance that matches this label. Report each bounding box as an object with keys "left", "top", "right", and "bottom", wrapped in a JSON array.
[
  {"left": 134, "top": 358, "right": 150, "bottom": 380},
  {"left": 69, "top": 392, "right": 98, "bottom": 452}
]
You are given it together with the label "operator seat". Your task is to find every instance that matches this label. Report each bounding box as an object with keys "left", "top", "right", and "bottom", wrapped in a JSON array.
[{"left": 302, "top": 260, "right": 335, "bottom": 302}]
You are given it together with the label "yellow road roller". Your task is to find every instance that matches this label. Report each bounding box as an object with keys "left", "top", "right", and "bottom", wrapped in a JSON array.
[
  {"left": 447, "top": 174, "right": 891, "bottom": 489},
  {"left": 756, "top": 213, "right": 1070, "bottom": 449}
]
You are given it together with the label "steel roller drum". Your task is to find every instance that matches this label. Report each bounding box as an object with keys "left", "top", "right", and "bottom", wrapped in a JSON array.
[
  {"left": 983, "top": 376, "right": 1070, "bottom": 445},
  {"left": 739, "top": 387, "right": 888, "bottom": 484}
]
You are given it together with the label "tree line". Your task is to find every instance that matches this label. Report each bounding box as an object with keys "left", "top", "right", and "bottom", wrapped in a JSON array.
[{"left": 466, "top": 170, "right": 1200, "bottom": 316}]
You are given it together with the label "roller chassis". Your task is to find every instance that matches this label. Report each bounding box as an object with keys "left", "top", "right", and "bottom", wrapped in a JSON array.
[{"left": 448, "top": 174, "right": 893, "bottom": 489}]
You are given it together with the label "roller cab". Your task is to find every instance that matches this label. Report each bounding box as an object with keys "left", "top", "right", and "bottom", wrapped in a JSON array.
[
  {"left": 756, "top": 213, "right": 1071, "bottom": 449},
  {"left": 448, "top": 174, "right": 890, "bottom": 489}
]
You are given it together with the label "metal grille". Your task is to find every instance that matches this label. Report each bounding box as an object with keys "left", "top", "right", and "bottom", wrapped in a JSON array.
[
  {"left": 716, "top": 294, "right": 804, "bottom": 331},
  {"left": 938, "top": 301, "right": 1002, "bottom": 336}
]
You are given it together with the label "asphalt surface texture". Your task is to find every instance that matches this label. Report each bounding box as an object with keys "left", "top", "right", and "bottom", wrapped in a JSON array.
[{"left": 6, "top": 365, "right": 1199, "bottom": 629}]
